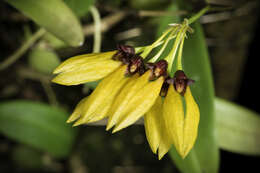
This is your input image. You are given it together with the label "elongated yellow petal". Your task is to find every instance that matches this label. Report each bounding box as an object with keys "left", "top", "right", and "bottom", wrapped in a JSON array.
[
  {"left": 144, "top": 97, "right": 172, "bottom": 159},
  {"left": 106, "top": 72, "right": 150, "bottom": 130},
  {"left": 144, "top": 97, "right": 163, "bottom": 154},
  {"left": 158, "top": 110, "right": 172, "bottom": 160},
  {"left": 66, "top": 97, "right": 87, "bottom": 123},
  {"left": 182, "top": 87, "right": 200, "bottom": 157},
  {"left": 73, "top": 65, "right": 129, "bottom": 126},
  {"left": 158, "top": 131, "right": 172, "bottom": 160},
  {"left": 53, "top": 51, "right": 116, "bottom": 74},
  {"left": 52, "top": 59, "right": 121, "bottom": 85},
  {"left": 163, "top": 85, "right": 185, "bottom": 157},
  {"left": 112, "top": 76, "right": 164, "bottom": 133}
]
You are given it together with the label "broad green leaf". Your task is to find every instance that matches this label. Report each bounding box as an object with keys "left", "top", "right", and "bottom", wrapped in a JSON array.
[
  {"left": 64, "top": 0, "right": 95, "bottom": 17},
  {"left": 5, "top": 0, "right": 84, "bottom": 47},
  {"left": 170, "top": 148, "right": 201, "bottom": 173},
  {"left": 182, "top": 22, "right": 219, "bottom": 173},
  {"left": 0, "top": 100, "right": 76, "bottom": 158},
  {"left": 157, "top": 4, "right": 219, "bottom": 173},
  {"left": 215, "top": 98, "right": 260, "bottom": 155}
]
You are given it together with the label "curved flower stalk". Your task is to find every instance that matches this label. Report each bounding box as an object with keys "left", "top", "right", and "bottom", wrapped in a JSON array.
[{"left": 52, "top": 19, "right": 200, "bottom": 159}]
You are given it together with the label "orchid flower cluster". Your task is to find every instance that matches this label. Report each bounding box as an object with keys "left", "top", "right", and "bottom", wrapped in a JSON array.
[{"left": 52, "top": 19, "right": 200, "bottom": 159}]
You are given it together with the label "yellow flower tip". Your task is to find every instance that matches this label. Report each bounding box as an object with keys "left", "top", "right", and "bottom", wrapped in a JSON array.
[
  {"left": 158, "top": 152, "right": 165, "bottom": 160},
  {"left": 73, "top": 119, "right": 85, "bottom": 127},
  {"left": 66, "top": 118, "right": 75, "bottom": 123},
  {"left": 51, "top": 76, "right": 76, "bottom": 86},
  {"left": 51, "top": 77, "right": 59, "bottom": 84},
  {"left": 180, "top": 151, "right": 187, "bottom": 159},
  {"left": 111, "top": 125, "right": 123, "bottom": 134},
  {"left": 182, "top": 150, "right": 190, "bottom": 159},
  {"left": 53, "top": 68, "right": 60, "bottom": 74},
  {"left": 151, "top": 147, "right": 158, "bottom": 154},
  {"left": 105, "top": 123, "right": 113, "bottom": 131}
]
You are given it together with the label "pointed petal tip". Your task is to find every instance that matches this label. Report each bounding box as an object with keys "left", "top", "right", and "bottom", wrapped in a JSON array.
[
  {"left": 73, "top": 119, "right": 84, "bottom": 127},
  {"left": 177, "top": 150, "right": 188, "bottom": 159},
  {"left": 106, "top": 121, "right": 113, "bottom": 131},
  {"left": 51, "top": 77, "right": 58, "bottom": 84},
  {"left": 66, "top": 119, "right": 73, "bottom": 123},
  {"left": 106, "top": 124, "right": 113, "bottom": 131},
  {"left": 112, "top": 126, "right": 121, "bottom": 134},
  {"left": 52, "top": 68, "right": 60, "bottom": 74},
  {"left": 151, "top": 147, "right": 158, "bottom": 154},
  {"left": 158, "top": 153, "right": 164, "bottom": 160}
]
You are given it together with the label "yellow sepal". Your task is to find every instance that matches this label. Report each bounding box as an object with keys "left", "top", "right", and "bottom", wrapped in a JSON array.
[
  {"left": 144, "top": 97, "right": 163, "bottom": 154},
  {"left": 106, "top": 72, "right": 150, "bottom": 130},
  {"left": 66, "top": 97, "right": 87, "bottom": 123},
  {"left": 112, "top": 76, "right": 164, "bottom": 133},
  {"left": 163, "top": 85, "right": 185, "bottom": 158},
  {"left": 144, "top": 97, "right": 172, "bottom": 159},
  {"left": 73, "top": 65, "right": 129, "bottom": 126},
  {"left": 52, "top": 59, "right": 121, "bottom": 85},
  {"left": 158, "top": 106, "right": 172, "bottom": 160},
  {"left": 182, "top": 87, "right": 200, "bottom": 157},
  {"left": 158, "top": 131, "right": 172, "bottom": 160},
  {"left": 53, "top": 51, "right": 116, "bottom": 74}
]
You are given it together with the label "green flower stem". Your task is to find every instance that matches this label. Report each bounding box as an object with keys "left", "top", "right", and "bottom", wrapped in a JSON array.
[
  {"left": 165, "top": 24, "right": 187, "bottom": 74},
  {"left": 0, "top": 28, "right": 46, "bottom": 71},
  {"left": 135, "top": 34, "right": 179, "bottom": 54},
  {"left": 140, "top": 27, "right": 174, "bottom": 58},
  {"left": 188, "top": 6, "right": 210, "bottom": 25},
  {"left": 177, "top": 36, "right": 185, "bottom": 70},
  {"left": 90, "top": 6, "right": 102, "bottom": 53},
  {"left": 40, "top": 80, "right": 59, "bottom": 107},
  {"left": 149, "top": 27, "right": 179, "bottom": 63}
]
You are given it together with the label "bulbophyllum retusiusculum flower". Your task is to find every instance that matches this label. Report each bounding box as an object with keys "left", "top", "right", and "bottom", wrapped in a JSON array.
[{"left": 52, "top": 20, "right": 200, "bottom": 159}]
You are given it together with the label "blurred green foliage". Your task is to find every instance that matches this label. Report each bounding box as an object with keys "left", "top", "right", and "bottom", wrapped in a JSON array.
[
  {"left": 5, "top": 0, "right": 84, "bottom": 46},
  {"left": 0, "top": 100, "right": 76, "bottom": 158}
]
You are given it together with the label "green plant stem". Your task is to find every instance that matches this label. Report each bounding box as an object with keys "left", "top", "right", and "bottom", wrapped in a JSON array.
[
  {"left": 40, "top": 80, "right": 59, "bottom": 107},
  {"left": 188, "top": 6, "right": 210, "bottom": 24},
  {"left": 165, "top": 25, "right": 187, "bottom": 74},
  {"left": 0, "top": 28, "right": 46, "bottom": 70},
  {"left": 90, "top": 6, "right": 101, "bottom": 53},
  {"left": 140, "top": 27, "right": 173, "bottom": 58},
  {"left": 177, "top": 36, "right": 185, "bottom": 70},
  {"left": 149, "top": 28, "right": 178, "bottom": 63},
  {"left": 17, "top": 67, "right": 58, "bottom": 106}
]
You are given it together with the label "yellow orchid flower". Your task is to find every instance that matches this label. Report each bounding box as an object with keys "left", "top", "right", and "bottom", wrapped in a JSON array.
[
  {"left": 144, "top": 70, "right": 200, "bottom": 159},
  {"left": 52, "top": 20, "right": 200, "bottom": 160}
]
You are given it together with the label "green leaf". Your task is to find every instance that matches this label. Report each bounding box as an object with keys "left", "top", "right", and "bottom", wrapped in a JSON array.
[
  {"left": 5, "top": 0, "right": 84, "bottom": 47},
  {"left": 64, "top": 0, "right": 95, "bottom": 17},
  {"left": 170, "top": 149, "right": 201, "bottom": 173},
  {"left": 156, "top": 4, "right": 219, "bottom": 173},
  {"left": 0, "top": 100, "right": 76, "bottom": 158},
  {"left": 215, "top": 97, "right": 260, "bottom": 155},
  {"left": 182, "top": 22, "right": 219, "bottom": 173}
]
